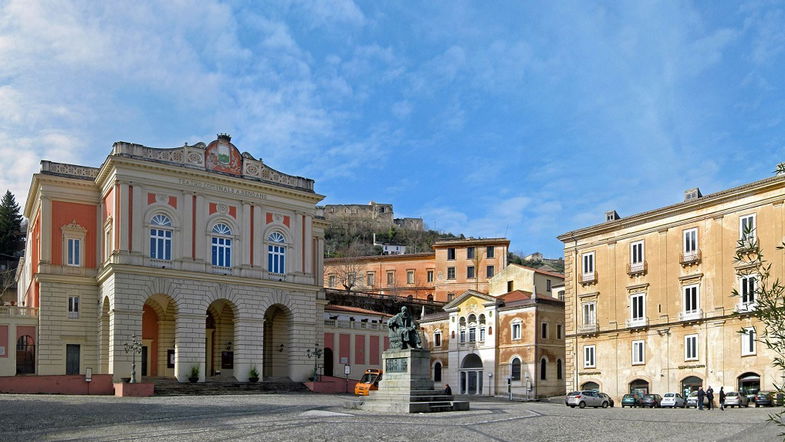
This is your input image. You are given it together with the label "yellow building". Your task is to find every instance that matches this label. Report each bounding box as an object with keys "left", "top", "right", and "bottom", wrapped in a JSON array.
[{"left": 558, "top": 179, "right": 784, "bottom": 401}]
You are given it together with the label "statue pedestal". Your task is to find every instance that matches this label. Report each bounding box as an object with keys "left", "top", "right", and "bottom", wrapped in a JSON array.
[{"left": 353, "top": 348, "right": 469, "bottom": 413}]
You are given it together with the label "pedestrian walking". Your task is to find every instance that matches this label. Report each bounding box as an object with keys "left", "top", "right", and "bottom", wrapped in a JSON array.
[
  {"left": 697, "top": 387, "right": 706, "bottom": 410},
  {"left": 719, "top": 387, "right": 726, "bottom": 411},
  {"left": 706, "top": 386, "right": 714, "bottom": 410}
]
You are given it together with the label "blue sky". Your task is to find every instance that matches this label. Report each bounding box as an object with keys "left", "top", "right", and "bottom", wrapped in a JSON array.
[{"left": 1, "top": 1, "right": 784, "bottom": 257}]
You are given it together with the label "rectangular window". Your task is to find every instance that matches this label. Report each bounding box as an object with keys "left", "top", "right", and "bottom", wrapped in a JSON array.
[
  {"left": 557, "top": 324, "right": 563, "bottom": 339},
  {"left": 67, "top": 238, "right": 80, "bottom": 266},
  {"left": 684, "top": 285, "right": 699, "bottom": 314},
  {"left": 68, "top": 296, "right": 79, "bottom": 319},
  {"left": 683, "top": 228, "right": 698, "bottom": 254},
  {"left": 541, "top": 323, "right": 548, "bottom": 339},
  {"left": 546, "top": 279, "right": 552, "bottom": 292},
  {"left": 486, "top": 246, "right": 495, "bottom": 258},
  {"left": 630, "top": 241, "right": 644, "bottom": 265},
  {"left": 584, "top": 345, "right": 596, "bottom": 368},
  {"left": 740, "top": 275, "right": 757, "bottom": 305},
  {"left": 582, "top": 302, "right": 596, "bottom": 325},
  {"left": 740, "top": 214, "right": 756, "bottom": 240},
  {"left": 212, "top": 237, "right": 231, "bottom": 267},
  {"left": 632, "top": 340, "right": 645, "bottom": 365},
  {"left": 434, "top": 331, "right": 442, "bottom": 347},
  {"left": 582, "top": 252, "right": 595, "bottom": 275},
  {"left": 512, "top": 322, "right": 521, "bottom": 340},
  {"left": 447, "top": 267, "right": 455, "bottom": 280},
  {"left": 486, "top": 265, "right": 494, "bottom": 278},
  {"left": 469, "top": 327, "right": 476, "bottom": 343},
  {"left": 685, "top": 334, "right": 698, "bottom": 360},
  {"left": 479, "top": 327, "right": 486, "bottom": 342},
  {"left": 630, "top": 293, "right": 645, "bottom": 321},
  {"left": 427, "top": 270, "right": 434, "bottom": 283},
  {"left": 507, "top": 280, "right": 514, "bottom": 292},
  {"left": 460, "top": 329, "right": 466, "bottom": 343},
  {"left": 407, "top": 270, "right": 415, "bottom": 284},
  {"left": 366, "top": 272, "right": 375, "bottom": 286},
  {"left": 742, "top": 327, "right": 756, "bottom": 356},
  {"left": 328, "top": 275, "right": 336, "bottom": 287},
  {"left": 466, "top": 247, "right": 475, "bottom": 259},
  {"left": 447, "top": 248, "right": 456, "bottom": 260},
  {"left": 348, "top": 272, "right": 356, "bottom": 285},
  {"left": 386, "top": 271, "right": 394, "bottom": 286},
  {"left": 467, "top": 266, "right": 475, "bottom": 279}
]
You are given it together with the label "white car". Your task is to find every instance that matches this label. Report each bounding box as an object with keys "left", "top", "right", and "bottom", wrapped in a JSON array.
[
  {"left": 686, "top": 391, "right": 708, "bottom": 408},
  {"left": 661, "top": 392, "right": 686, "bottom": 408}
]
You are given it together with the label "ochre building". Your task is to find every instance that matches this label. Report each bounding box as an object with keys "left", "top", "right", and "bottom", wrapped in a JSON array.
[
  {"left": 11, "top": 135, "right": 327, "bottom": 382},
  {"left": 558, "top": 177, "right": 785, "bottom": 401}
]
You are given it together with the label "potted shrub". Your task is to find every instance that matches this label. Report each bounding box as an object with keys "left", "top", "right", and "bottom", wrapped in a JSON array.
[
  {"left": 248, "top": 366, "right": 259, "bottom": 383},
  {"left": 188, "top": 365, "right": 199, "bottom": 383}
]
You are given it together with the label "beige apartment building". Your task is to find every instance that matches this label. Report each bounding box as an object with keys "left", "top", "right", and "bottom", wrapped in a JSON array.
[{"left": 558, "top": 178, "right": 785, "bottom": 401}]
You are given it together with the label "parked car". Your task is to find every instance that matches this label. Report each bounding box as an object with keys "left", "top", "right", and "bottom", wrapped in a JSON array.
[
  {"left": 621, "top": 393, "right": 643, "bottom": 408},
  {"left": 755, "top": 391, "right": 777, "bottom": 407},
  {"left": 686, "top": 391, "right": 708, "bottom": 408},
  {"left": 661, "top": 392, "right": 686, "bottom": 408},
  {"left": 724, "top": 391, "right": 749, "bottom": 408},
  {"left": 566, "top": 390, "right": 611, "bottom": 408},
  {"left": 598, "top": 392, "right": 615, "bottom": 407},
  {"left": 641, "top": 394, "right": 663, "bottom": 408}
]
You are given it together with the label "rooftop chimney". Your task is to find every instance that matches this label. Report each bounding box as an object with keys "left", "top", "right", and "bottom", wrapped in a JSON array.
[
  {"left": 217, "top": 133, "right": 231, "bottom": 142},
  {"left": 684, "top": 187, "right": 702, "bottom": 202},
  {"left": 605, "top": 210, "right": 620, "bottom": 222}
]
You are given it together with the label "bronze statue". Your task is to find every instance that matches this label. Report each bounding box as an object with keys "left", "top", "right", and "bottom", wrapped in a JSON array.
[{"left": 387, "top": 306, "right": 422, "bottom": 350}]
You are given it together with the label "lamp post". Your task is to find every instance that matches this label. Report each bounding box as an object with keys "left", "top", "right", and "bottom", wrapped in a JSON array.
[
  {"left": 124, "top": 334, "right": 143, "bottom": 384},
  {"left": 306, "top": 343, "right": 323, "bottom": 382}
]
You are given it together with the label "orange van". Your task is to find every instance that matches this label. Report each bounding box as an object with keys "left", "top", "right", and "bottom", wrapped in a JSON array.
[{"left": 354, "top": 369, "right": 383, "bottom": 396}]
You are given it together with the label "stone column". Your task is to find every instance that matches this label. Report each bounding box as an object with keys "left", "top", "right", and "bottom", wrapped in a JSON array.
[
  {"left": 108, "top": 308, "right": 142, "bottom": 382},
  {"left": 175, "top": 313, "right": 206, "bottom": 382},
  {"left": 234, "top": 317, "right": 263, "bottom": 382}
]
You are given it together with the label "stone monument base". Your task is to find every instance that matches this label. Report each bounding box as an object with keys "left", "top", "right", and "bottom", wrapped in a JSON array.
[{"left": 348, "top": 348, "right": 469, "bottom": 413}]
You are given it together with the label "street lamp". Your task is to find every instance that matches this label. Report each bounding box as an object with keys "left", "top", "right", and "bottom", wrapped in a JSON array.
[
  {"left": 124, "top": 334, "right": 143, "bottom": 384},
  {"left": 306, "top": 343, "right": 323, "bottom": 381}
]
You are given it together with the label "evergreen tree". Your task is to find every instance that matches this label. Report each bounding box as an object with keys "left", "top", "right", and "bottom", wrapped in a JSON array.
[{"left": 0, "top": 190, "right": 23, "bottom": 257}]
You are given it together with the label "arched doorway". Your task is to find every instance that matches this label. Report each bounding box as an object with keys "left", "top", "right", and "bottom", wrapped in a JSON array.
[
  {"left": 206, "top": 299, "right": 236, "bottom": 378},
  {"left": 15, "top": 335, "right": 35, "bottom": 374},
  {"left": 263, "top": 304, "right": 292, "bottom": 379},
  {"left": 681, "top": 376, "right": 702, "bottom": 397},
  {"left": 629, "top": 379, "right": 649, "bottom": 395},
  {"left": 460, "top": 353, "right": 483, "bottom": 395},
  {"left": 738, "top": 372, "right": 760, "bottom": 400},
  {"left": 434, "top": 361, "right": 442, "bottom": 382},
  {"left": 581, "top": 381, "right": 600, "bottom": 391},
  {"left": 142, "top": 294, "right": 178, "bottom": 378},
  {"left": 323, "top": 348, "right": 334, "bottom": 377}
]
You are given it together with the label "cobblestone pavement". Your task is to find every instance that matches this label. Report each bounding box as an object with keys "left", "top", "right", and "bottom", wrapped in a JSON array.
[{"left": 0, "top": 394, "right": 781, "bottom": 441}]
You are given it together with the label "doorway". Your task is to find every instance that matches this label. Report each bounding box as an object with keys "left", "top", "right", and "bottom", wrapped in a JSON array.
[
  {"left": 324, "top": 348, "right": 334, "bottom": 377},
  {"left": 460, "top": 353, "right": 484, "bottom": 395},
  {"left": 66, "top": 344, "right": 80, "bottom": 375},
  {"left": 16, "top": 335, "right": 35, "bottom": 374}
]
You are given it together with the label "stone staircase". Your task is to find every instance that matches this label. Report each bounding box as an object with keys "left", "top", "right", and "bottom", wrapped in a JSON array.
[
  {"left": 348, "top": 389, "right": 470, "bottom": 413},
  {"left": 146, "top": 377, "right": 308, "bottom": 396}
]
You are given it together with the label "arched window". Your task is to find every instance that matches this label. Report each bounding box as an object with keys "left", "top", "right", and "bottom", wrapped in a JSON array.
[
  {"left": 540, "top": 358, "right": 547, "bottom": 380},
  {"left": 468, "top": 314, "right": 477, "bottom": 342},
  {"left": 459, "top": 317, "right": 467, "bottom": 343},
  {"left": 427, "top": 294, "right": 434, "bottom": 302},
  {"left": 211, "top": 223, "right": 232, "bottom": 267},
  {"left": 479, "top": 314, "right": 486, "bottom": 342},
  {"left": 267, "top": 232, "right": 286, "bottom": 274},
  {"left": 434, "top": 361, "right": 442, "bottom": 382},
  {"left": 150, "top": 214, "right": 172, "bottom": 260},
  {"left": 511, "top": 358, "right": 521, "bottom": 381},
  {"left": 557, "top": 359, "right": 563, "bottom": 380}
]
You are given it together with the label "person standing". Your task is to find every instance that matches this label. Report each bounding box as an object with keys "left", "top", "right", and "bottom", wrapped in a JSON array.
[
  {"left": 706, "top": 386, "right": 714, "bottom": 410},
  {"left": 697, "top": 387, "right": 706, "bottom": 410},
  {"left": 719, "top": 387, "right": 726, "bottom": 411}
]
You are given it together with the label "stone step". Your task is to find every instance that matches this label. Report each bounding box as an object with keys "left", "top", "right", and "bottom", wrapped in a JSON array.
[{"left": 148, "top": 378, "right": 308, "bottom": 396}]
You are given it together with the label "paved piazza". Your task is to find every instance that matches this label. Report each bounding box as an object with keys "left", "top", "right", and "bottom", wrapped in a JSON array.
[{"left": 0, "top": 393, "right": 781, "bottom": 441}]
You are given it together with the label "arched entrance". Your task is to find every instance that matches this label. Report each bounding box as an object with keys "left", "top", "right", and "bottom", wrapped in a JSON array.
[
  {"left": 263, "top": 304, "right": 292, "bottom": 379},
  {"left": 581, "top": 381, "right": 600, "bottom": 391},
  {"left": 15, "top": 335, "right": 35, "bottom": 374},
  {"left": 738, "top": 372, "right": 760, "bottom": 400},
  {"left": 142, "top": 294, "right": 178, "bottom": 378},
  {"left": 323, "top": 347, "right": 334, "bottom": 377},
  {"left": 681, "top": 376, "right": 702, "bottom": 397},
  {"left": 629, "top": 379, "right": 649, "bottom": 395},
  {"left": 460, "top": 353, "right": 483, "bottom": 395},
  {"left": 206, "top": 299, "right": 237, "bottom": 378}
]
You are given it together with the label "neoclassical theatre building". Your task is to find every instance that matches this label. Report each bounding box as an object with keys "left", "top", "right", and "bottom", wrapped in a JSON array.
[{"left": 15, "top": 135, "right": 327, "bottom": 382}]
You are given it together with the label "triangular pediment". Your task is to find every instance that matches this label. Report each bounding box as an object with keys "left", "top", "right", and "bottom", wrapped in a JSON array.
[{"left": 443, "top": 289, "right": 500, "bottom": 311}]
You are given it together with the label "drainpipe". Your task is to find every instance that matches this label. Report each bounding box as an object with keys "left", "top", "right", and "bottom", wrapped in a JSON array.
[{"left": 571, "top": 234, "right": 579, "bottom": 393}]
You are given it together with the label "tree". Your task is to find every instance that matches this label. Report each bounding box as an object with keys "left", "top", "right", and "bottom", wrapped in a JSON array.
[
  {"left": 333, "top": 242, "right": 368, "bottom": 294},
  {"left": 733, "top": 222, "right": 785, "bottom": 433},
  {"left": 0, "top": 191, "right": 23, "bottom": 257}
]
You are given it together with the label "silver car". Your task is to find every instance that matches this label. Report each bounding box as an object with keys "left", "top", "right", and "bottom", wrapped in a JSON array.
[
  {"left": 661, "top": 392, "right": 686, "bottom": 408},
  {"left": 566, "top": 390, "right": 610, "bottom": 408},
  {"left": 724, "top": 391, "right": 749, "bottom": 408}
]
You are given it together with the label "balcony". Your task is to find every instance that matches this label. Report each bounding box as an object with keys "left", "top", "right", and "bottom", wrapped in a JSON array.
[
  {"left": 0, "top": 306, "right": 38, "bottom": 318},
  {"left": 323, "top": 319, "right": 387, "bottom": 331},
  {"left": 680, "top": 250, "right": 702, "bottom": 266},
  {"left": 679, "top": 310, "right": 703, "bottom": 322},
  {"left": 736, "top": 302, "right": 758, "bottom": 314},
  {"left": 626, "top": 261, "right": 648, "bottom": 276},
  {"left": 577, "top": 323, "right": 599, "bottom": 334},
  {"left": 581, "top": 271, "right": 597, "bottom": 284},
  {"left": 626, "top": 317, "right": 649, "bottom": 329}
]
